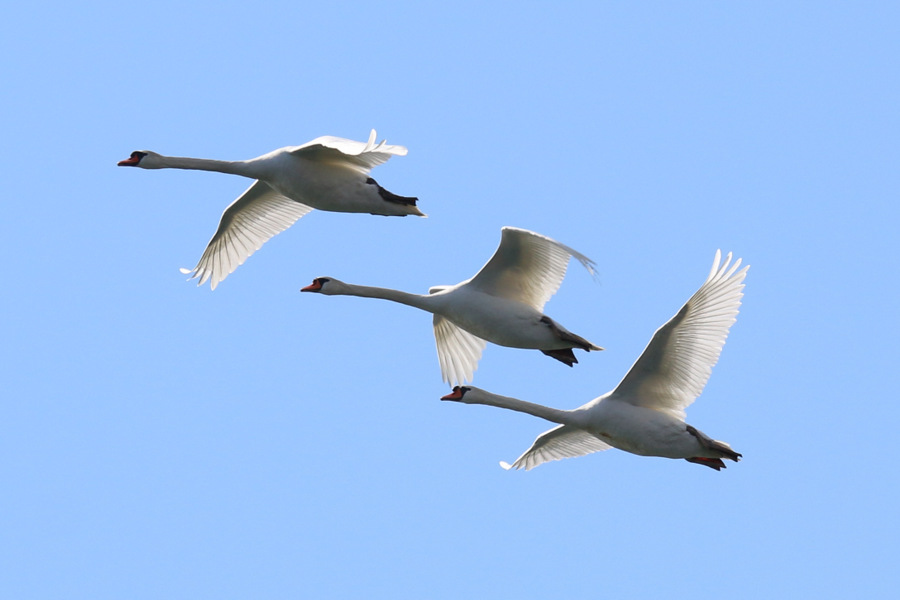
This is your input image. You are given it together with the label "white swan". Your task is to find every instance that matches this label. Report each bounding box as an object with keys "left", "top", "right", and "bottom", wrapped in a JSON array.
[
  {"left": 118, "top": 130, "right": 422, "bottom": 289},
  {"left": 442, "top": 250, "right": 748, "bottom": 471},
  {"left": 301, "top": 227, "right": 602, "bottom": 385}
]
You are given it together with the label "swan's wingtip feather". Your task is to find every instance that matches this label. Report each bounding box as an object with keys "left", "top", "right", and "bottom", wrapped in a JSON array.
[
  {"left": 583, "top": 258, "right": 601, "bottom": 282},
  {"left": 179, "top": 267, "right": 192, "bottom": 274},
  {"left": 499, "top": 461, "right": 513, "bottom": 471}
]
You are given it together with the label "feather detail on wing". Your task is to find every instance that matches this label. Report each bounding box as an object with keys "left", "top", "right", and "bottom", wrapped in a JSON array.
[
  {"left": 466, "top": 227, "right": 597, "bottom": 311},
  {"left": 501, "top": 425, "right": 612, "bottom": 471},
  {"left": 610, "top": 250, "right": 749, "bottom": 420},
  {"left": 287, "top": 129, "right": 408, "bottom": 173},
  {"left": 180, "top": 180, "right": 314, "bottom": 290},
  {"left": 432, "top": 314, "right": 487, "bottom": 386}
]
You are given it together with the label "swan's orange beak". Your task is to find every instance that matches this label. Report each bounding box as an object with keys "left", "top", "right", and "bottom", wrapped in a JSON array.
[
  {"left": 118, "top": 151, "right": 147, "bottom": 167},
  {"left": 440, "top": 387, "right": 465, "bottom": 401},
  {"left": 301, "top": 280, "right": 322, "bottom": 292}
]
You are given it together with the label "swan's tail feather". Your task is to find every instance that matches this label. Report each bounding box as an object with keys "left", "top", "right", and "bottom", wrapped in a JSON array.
[
  {"left": 365, "top": 177, "right": 420, "bottom": 208},
  {"left": 685, "top": 424, "right": 742, "bottom": 468},
  {"left": 539, "top": 316, "right": 603, "bottom": 354}
]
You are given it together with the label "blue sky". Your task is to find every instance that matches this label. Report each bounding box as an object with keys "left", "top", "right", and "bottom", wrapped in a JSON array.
[{"left": 2, "top": 2, "right": 898, "bottom": 598}]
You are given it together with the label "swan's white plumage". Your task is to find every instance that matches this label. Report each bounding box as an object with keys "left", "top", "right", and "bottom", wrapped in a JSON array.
[
  {"left": 432, "top": 313, "right": 488, "bottom": 387},
  {"left": 611, "top": 249, "right": 748, "bottom": 421},
  {"left": 444, "top": 250, "right": 747, "bottom": 471},
  {"left": 502, "top": 425, "right": 613, "bottom": 471},
  {"left": 302, "top": 227, "right": 599, "bottom": 385},
  {"left": 120, "top": 129, "right": 418, "bottom": 290},
  {"left": 466, "top": 227, "right": 597, "bottom": 310},
  {"left": 429, "top": 227, "right": 598, "bottom": 384},
  {"left": 179, "top": 181, "right": 314, "bottom": 289},
  {"left": 286, "top": 129, "right": 408, "bottom": 173}
]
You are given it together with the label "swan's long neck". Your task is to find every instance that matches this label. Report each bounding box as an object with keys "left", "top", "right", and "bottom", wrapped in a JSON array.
[
  {"left": 466, "top": 390, "right": 576, "bottom": 425},
  {"left": 336, "top": 283, "right": 435, "bottom": 313},
  {"left": 150, "top": 156, "right": 262, "bottom": 178}
]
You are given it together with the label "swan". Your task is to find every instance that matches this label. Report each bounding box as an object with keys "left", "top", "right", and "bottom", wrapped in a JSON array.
[
  {"left": 118, "top": 130, "right": 422, "bottom": 289},
  {"left": 301, "top": 227, "right": 602, "bottom": 385},
  {"left": 441, "top": 250, "right": 748, "bottom": 471}
]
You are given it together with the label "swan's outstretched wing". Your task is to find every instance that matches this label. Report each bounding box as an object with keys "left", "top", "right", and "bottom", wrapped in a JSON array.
[
  {"left": 433, "top": 314, "right": 488, "bottom": 386},
  {"left": 181, "top": 180, "right": 314, "bottom": 290},
  {"left": 501, "top": 425, "right": 612, "bottom": 471},
  {"left": 610, "top": 250, "right": 748, "bottom": 420},
  {"left": 465, "top": 227, "right": 597, "bottom": 311},
  {"left": 287, "top": 129, "right": 408, "bottom": 173}
]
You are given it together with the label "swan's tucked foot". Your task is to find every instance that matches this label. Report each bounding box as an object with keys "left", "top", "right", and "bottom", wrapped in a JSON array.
[
  {"left": 686, "top": 424, "right": 742, "bottom": 463},
  {"left": 365, "top": 177, "right": 420, "bottom": 207},
  {"left": 541, "top": 348, "right": 578, "bottom": 366},
  {"left": 685, "top": 456, "right": 728, "bottom": 470}
]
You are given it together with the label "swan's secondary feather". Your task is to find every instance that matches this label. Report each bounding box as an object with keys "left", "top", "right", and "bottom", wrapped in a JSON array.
[
  {"left": 181, "top": 181, "right": 313, "bottom": 290},
  {"left": 466, "top": 227, "right": 597, "bottom": 311},
  {"left": 287, "top": 129, "right": 408, "bottom": 173},
  {"left": 504, "top": 425, "right": 612, "bottom": 471},
  {"left": 433, "top": 314, "right": 488, "bottom": 385}
]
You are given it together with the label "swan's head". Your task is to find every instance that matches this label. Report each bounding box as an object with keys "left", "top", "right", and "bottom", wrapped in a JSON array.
[
  {"left": 117, "top": 150, "right": 163, "bottom": 168},
  {"left": 440, "top": 386, "right": 480, "bottom": 404},
  {"left": 301, "top": 277, "right": 347, "bottom": 295}
]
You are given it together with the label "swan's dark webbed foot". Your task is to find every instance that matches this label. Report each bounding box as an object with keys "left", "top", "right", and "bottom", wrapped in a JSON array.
[
  {"left": 541, "top": 348, "right": 577, "bottom": 366},
  {"left": 366, "top": 177, "right": 419, "bottom": 206},
  {"left": 685, "top": 456, "right": 727, "bottom": 470}
]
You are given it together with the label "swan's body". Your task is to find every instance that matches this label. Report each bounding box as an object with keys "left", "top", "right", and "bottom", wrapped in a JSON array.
[
  {"left": 301, "top": 227, "right": 602, "bottom": 385},
  {"left": 442, "top": 250, "right": 748, "bottom": 471},
  {"left": 118, "top": 130, "right": 422, "bottom": 289}
]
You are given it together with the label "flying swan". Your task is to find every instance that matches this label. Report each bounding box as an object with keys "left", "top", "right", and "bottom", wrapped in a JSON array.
[
  {"left": 301, "top": 227, "right": 602, "bottom": 385},
  {"left": 442, "top": 250, "right": 748, "bottom": 471},
  {"left": 118, "top": 130, "right": 422, "bottom": 289}
]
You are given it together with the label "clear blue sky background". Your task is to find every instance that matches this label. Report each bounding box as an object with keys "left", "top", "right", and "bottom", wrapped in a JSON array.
[{"left": 2, "top": 2, "right": 898, "bottom": 598}]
